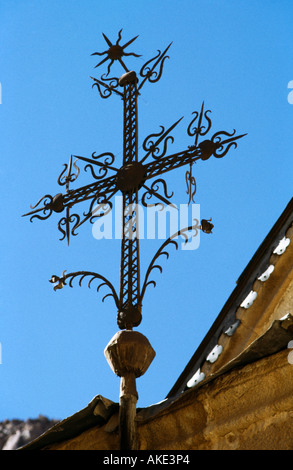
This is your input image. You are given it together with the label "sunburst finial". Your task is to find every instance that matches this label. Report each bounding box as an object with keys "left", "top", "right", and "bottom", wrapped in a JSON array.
[{"left": 91, "top": 29, "right": 141, "bottom": 76}]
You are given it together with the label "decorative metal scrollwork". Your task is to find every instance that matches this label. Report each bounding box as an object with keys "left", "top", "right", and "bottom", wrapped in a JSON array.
[
  {"left": 49, "top": 270, "right": 119, "bottom": 308},
  {"left": 142, "top": 126, "right": 174, "bottom": 159},
  {"left": 197, "top": 129, "right": 245, "bottom": 160},
  {"left": 57, "top": 211, "right": 80, "bottom": 242},
  {"left": 139, "top": 44, "right": 171, "bottom": 88},
  {"left": 210, "top": 129, "right": 241, "bottom": 158},
  {"left": 185, "top": 103, "right": 212, "bottom": 203},
  {"left": 90, "top": 75, "right": 123, "bottom": 99},
  {"left": 23, "top": 31, "right": 246, "bottom": 333},
  {"left": 83, "top": 195, "right": 114, "bottom": 224},
  {"left": 185, "top": 168, "right": 197, "bottom": 204},
  {"left": 140, "top": 117, "right": 183, "bottom": 165},
  {"left": 184, "top": 103, "right": 246, "bottom": 201},
  {"left": 142, "top": 126, "right": 174, "bottom": 160},
  {"left": 92, "top": 151, "right": 115, "bottom": 167},
  {"left": 187, "top": 106, "right": 212, "bottom": 142},
  {"left": 28, "top": 194, "right": 54, "bottom": 222},
  {"left": 139, "top": 220, "right": 202, "bottom": 303},
  {"left": 84, "top": 152, "right": 116, "bottom": 180},
  {"left": 57, "top": 158, "right": 80, "bottom": 187},
  {"left": 141, "top": 178, "right": 174, "bottom": 209}
]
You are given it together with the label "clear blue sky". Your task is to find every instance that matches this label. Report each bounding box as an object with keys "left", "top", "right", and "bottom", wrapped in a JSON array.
[{"left": 0, "top": 0, "right": 292, "bottom": 421}]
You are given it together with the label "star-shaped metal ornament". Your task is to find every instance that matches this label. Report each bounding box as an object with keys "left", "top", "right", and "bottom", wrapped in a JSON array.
[{"left": 91, "top": 29, "right": 141, "bottom": 76}]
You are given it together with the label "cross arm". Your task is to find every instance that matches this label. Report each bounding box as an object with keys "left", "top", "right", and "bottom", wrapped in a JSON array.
[
  {"left": 63, "top": 173, "right": 117, "bottom": 207},
  {"left": 143, "top": 130, "right": 247, "bottom": 181},
  {"left": 22, "top": 173, "right": 117, "bottom": 222},
  {"left": 143, "top": 147, "right": 201, "bottom": 181}
]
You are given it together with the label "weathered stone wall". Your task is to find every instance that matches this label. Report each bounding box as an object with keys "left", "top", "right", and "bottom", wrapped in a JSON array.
[{"left": 44, "top": 349, "right": 293, "bottom": 450}]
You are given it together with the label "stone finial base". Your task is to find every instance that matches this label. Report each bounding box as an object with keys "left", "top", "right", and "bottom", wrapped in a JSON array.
[
  {"left": 104, "top": 330, "right": 156, "bottom": 450},
  {"left": 104, "top": 330, "right": 156, "bottom": 379}
]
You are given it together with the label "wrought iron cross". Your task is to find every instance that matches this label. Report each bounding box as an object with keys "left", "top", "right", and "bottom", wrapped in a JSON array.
[{"left": 23, "top": 30, "right": 246, "bottom": 331}]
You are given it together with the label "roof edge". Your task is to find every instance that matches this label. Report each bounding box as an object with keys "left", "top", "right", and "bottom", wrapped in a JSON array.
[{"left": 167, "top": 198, "right": 293, "bottom": 398}]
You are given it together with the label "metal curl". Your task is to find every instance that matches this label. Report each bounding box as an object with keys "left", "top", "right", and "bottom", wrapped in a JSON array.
[
  {"left": 149, "top": 54, "right": 169, "bottom": 83},
  {"left": 100, "top": 74, "right": 120, "bottom": 89},
  {"left": 28, "top": 194, "right": 54, "bottom": 222},
  {"left": 144, "top": 279, "right": 156, "bottom": 290},
  {"left": 139, "top": 238, "right": 178, "bottom": 303},
  {"left": 140, "top": 49, "right": 169, "bottom": 84},
  {"left": 91, "top": 79, "right": 112, "bottom": 99},
  {"left": 80, "top": 152, "right": 116, "bottom": 180},
  {"left": 57, "top": 164, "right": 68, "bottom": 186},
  {"left": 187, "top": 111, "right": 198, "bottom": 136},
  {"left": 58, "top": 159, "right": 80, "bottom": 187},
  {"left": 89, "top": 200, "right": 113, "bottom": 224},
  {"left": 185, "top": 169, "right": 197, "bottom": 204},
  {"left": 102, "top": 292, "right": 113, "bottom": 303},
  {"left": 57, "top": 213, "right": 80, "bottom": 241},
  {"left": 29, "top": 207, "right": 53, "bottom": 222},
  {"left": 212, "top": 129, "right": 236, "bottom": 144},
  {"left": 214, "top": 141, "right": 238, "bottom": 158},
  {"left": 211, "top": 129, "right": 237, "bottom": 158},
  {"left": 72, "top": 159, "right": 80, "bottom": 181},
  {"left": 82, "top": 195, "right": 113, "bottom": 223},
  {"left": 152, "top": 264, "right": 163, "bottom": 274},
  {"left": 141, "top": 178, "right": 174, "bottom": 209},
  {"left": 85, "top": 163, "right": 108, "bottom": 180},
  {"left": 187, "top": 109, "right": 212, "bottom": 138},
  {"left": 57, "top": 218, "right": 67, "bottom": 241},
  {"left": 140, "top": 50, "right": 161, "bottom": 78},
  {"left": 49, "top": 270, "right": 119, "bottom": 308},
  {"left": 143, "top": 126, "right": 164, "bottom": 152},
  {"left": 29, "top": 194, "right": 53, "bottom": 210},
  {"left": 70, "top": 213, "right": 80, "bottom": 236},
  {"left": 78, "top": 274, "right": 87, "bottom": 286},
  {"left": 91, "top": 76, "right": 123, "bottom": 99},
  {"left": 151, "top": 178, "right": 173, "bottom": 198},
  {"left": 139, "top": 221, "right": 202, "bottom": 303},
  {"left": 91, "top": 151, "right": 115, "bottom": 167},
  {"left": 96, "top": 281, "right": 107, "bottom": 292},
  {"left": 141, "top": 193, "right": 164, "bottom": 211},
  {"left": 142, "top": 126, "right": 174, "bottom": 160}
]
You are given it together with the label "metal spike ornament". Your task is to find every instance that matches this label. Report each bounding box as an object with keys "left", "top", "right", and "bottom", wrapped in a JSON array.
[{"left": 23, "top": 30, "right": 246, "bottom": 450}]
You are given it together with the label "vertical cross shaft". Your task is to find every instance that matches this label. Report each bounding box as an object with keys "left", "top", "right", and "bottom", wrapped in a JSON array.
[
  {"left": 117, "top": 71, "right": 142, "bottom": 330},
  {"left": 115, "top": 71, "right": 142, "bottom": 449}
]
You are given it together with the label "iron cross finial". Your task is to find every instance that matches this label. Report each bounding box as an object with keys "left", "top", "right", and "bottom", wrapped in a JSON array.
[{"left": 23, "top": 31, "right": 246, "bottom": 330}]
